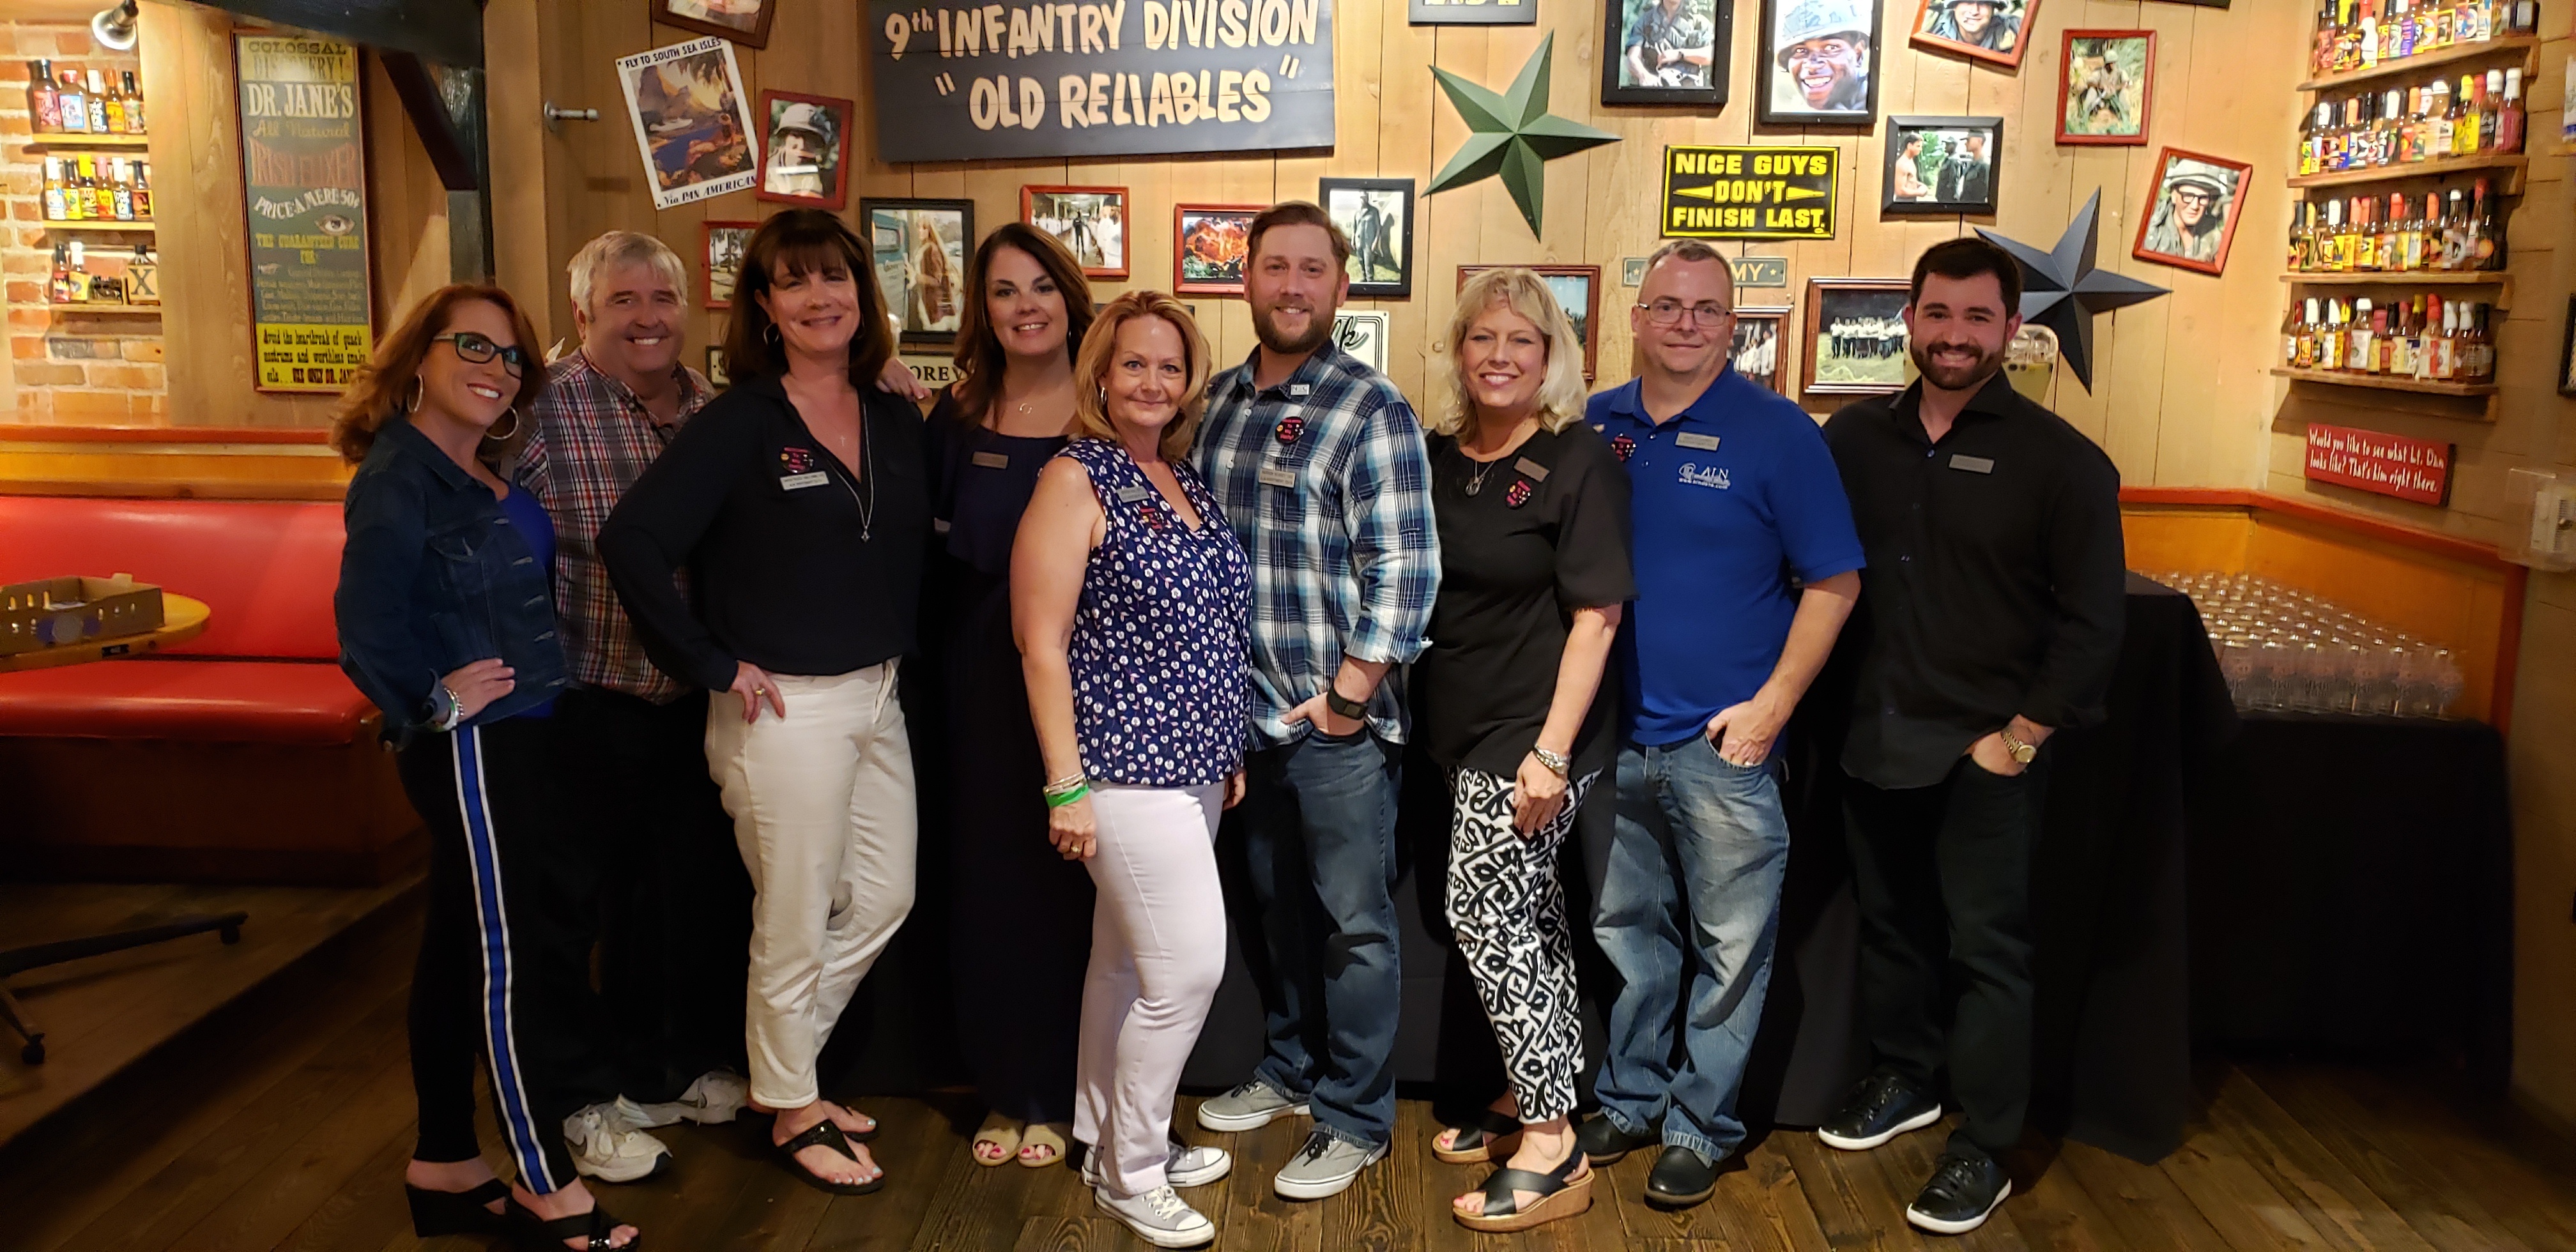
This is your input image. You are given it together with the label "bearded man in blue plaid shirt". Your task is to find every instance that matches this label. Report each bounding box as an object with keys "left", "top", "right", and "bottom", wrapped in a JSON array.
[{"left": 1190, "top": 202, "right": 1440, "bottom": 1201}]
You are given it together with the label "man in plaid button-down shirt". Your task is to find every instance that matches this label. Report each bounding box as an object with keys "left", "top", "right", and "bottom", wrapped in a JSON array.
[
  {"left": 1191, "top": 203, "right": 1439, "bottom": 1199},
  {"left": 518, "top": 232, "right": 747, "bottom": 1180}
]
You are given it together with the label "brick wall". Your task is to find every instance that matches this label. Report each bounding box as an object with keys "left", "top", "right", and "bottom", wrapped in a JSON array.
[{"left": 1, "top": 22, "right": 160, "bottom": 424}]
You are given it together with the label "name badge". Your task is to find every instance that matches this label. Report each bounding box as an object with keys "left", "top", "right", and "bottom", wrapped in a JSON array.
[
  {"left": 1258, "top": 465, "right": 1298, "bottom": 489},
  {"left": 1114, "top": 484, "right": 1153, "bottom": 503},
  {"left": 1950, "top": 454, "right": 1995, "bottom": 474},
  {"left": 1676, "top": 432, "right": 1722, "bottom": 451},
  {"left": 779, "top": 471, "right": 830, "bottom": 491},
  {"left": 933, "top": 518, "right": 953, "bottom": 534},
  {"left": 1514, "top": 457, "right": 1551, "bottom": 482},
  {"left": 1289, "top": 384, "right": 1312, "bottom": 397},
  {"left": 971, "top": 450, "right": 1011, "bottom": 470}
]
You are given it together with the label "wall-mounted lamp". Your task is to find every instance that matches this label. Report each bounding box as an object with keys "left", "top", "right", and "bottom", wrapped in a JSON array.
[{"left": 91, "top": 1, "right": 139, "bottom": 52}]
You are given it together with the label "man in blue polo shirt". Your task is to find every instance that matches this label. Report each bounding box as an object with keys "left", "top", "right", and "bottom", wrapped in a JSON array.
[{"left": 1575, "top": 239, "right": 1863, "bottom": 1208}]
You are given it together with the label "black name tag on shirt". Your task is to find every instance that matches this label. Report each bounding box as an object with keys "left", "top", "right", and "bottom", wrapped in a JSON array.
[
  {"left": 971, "top": 451, "right": 1010, "bottom": 470},
  {"left": 1514, "top": 457, "right": 1551, "bottom": 482},
  {"left": 1950, "top": 455, "right": 1995, "bottom": 474}
]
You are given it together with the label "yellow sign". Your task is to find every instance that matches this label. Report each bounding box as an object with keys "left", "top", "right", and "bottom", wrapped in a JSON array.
[
  {"left": 1660, "top": 145, "right": 1837, "bottom": 241},
  {"left": 236, "top": 35, "right": 372, "bottom": 392}
]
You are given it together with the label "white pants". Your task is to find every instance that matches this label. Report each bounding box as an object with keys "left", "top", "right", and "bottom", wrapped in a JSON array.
[
  {"left": 705, "top": 661, "right": 917, "bottom": 1110},
  {"left": 1075, "top": 782, "right": 1228, "bottom": 1196}
]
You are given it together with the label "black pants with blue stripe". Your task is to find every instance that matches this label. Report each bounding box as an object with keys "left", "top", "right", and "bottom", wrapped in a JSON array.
[{"left": 397, "top": 716, "right": 595, "bottom": 1194}]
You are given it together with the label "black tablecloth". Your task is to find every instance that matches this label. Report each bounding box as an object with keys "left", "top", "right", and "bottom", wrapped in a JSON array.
[{"left": 2187, "top": 712, "right": 2514, "bottom": 1091}]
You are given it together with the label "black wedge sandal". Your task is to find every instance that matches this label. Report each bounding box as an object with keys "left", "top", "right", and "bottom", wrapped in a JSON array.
[
  {"left": 404, "top": 1177, "right": 509, "bottom": 1237},
  {"left": 1453, "top": 1150, "right": 1593, "bottom": 1233},
  {"left": 773, "top": 1117, "right": 887, "bottom": 1195},
  {"left": 1432, "top": 1108, "right": 1526, "bottom": 1165},
  {"left": 503, "top": 1195, "right": 637, "bottom": 1251}
]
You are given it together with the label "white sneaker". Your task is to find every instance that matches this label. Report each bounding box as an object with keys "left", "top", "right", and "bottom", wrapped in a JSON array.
[
  {"left": 1083, "top": 1141, "right": 1234, "bottom": 1189},
  {"left": 1094, "top": 1184, "right": 1216, "bottom": 1248},
  {"left": 616, "top": 1071, "right": 749, "bottom": 1127},
  {"left": 564, "top": 1103, "right": 672, "bottom": 1183}
]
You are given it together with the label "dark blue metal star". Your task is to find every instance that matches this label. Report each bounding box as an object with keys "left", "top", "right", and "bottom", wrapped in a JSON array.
[{"left": 1975, "top": 190, "right": 2167, "bottom": 392}]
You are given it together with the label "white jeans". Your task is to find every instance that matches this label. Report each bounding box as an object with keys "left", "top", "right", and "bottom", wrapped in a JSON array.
[
  {"left": 704, "top": 661, "right": 917, "bottom": 1110},
  {"left": 1075, "top": 782, "right": 1228, "bottom": 1196}
]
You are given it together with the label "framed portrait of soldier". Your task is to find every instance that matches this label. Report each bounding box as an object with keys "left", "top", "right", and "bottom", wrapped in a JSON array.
[
  {"left": 1800, "top": 277, "right": 1910, "bottom": 397},
  {"left": 1319, "top": 178, "right": 1414, "bottom": 299},
  {"left": 1882, "top": 116, "right": 2002, "bottom": 216},
  {"left": 1023, "top": 185, "right": 1129, "bottom": 280},
  {"left": 1758, "top": 0, "right": 1879, "bottom": 125},
  {"left": 2058, "top": 29, "right": 2154, "bottom": 146},
  {"left": 2131, "top": 147, "right": 2249, "bottom": 277},
  {"left": 864, "top": 198, "right": 974, "bottom": 346},
  {"left": 756, "top": 90, "right": 851, "bottom": 209},
  {"left": 1729, "top": 306, "right": 1790, "bottom": 395},
  {"left": 1908, "top": 0, "right": 2036, "bottom": 71},
  {"left": 1602, "top": 0, "right": 1734, "bottom": 107}
]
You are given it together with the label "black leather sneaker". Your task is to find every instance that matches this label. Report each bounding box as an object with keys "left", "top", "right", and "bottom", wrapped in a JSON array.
[
  {"left": 1815, "top": 1072, "right": 1942, "bottom": 1151},
  {"left": 1572, "top": 1113, "right": 1657, "bottom": 1165},
  {"left": 1905, "top": 1152, "right": 2011, "bottom": 1235},
  {"left": 1644, "top": 1145, "right": 1717, "bottom": 1209}
]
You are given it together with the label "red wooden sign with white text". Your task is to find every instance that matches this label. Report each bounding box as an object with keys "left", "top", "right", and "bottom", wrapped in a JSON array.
[{"left": 2304, "top": 422, "right": 2453, "bottom": 507}]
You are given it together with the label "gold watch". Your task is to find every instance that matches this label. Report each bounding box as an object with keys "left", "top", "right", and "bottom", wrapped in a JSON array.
[{"left": 1998, "top": 728, "right": 2037, "bottom": 765}]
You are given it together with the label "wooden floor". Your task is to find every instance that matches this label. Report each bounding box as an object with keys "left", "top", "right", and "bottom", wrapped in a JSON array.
[{"left": 3, "top": 891, "right": 2574, "bottom": 1252}]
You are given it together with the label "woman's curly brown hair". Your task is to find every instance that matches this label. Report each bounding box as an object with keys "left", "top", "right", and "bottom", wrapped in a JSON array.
[{"left": 328, "top": 284, "right": 547, "bottom": 468}]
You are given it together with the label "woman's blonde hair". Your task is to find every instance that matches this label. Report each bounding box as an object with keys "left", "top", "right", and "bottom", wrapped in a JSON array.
[
  {"left": 1072, "top": 291, "right": 1212, "bottom": 461},
  {"left": 1431, "top": 267, "right": 1590, "bottom": 438}
]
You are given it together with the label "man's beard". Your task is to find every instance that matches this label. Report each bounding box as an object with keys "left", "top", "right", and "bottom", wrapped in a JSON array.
[
  {"left": 1910, "top": 335, "right": 2004, "bottom": 392},
  {"left": 1254, "top": 302, "right": 1332, "bottom": 356}
]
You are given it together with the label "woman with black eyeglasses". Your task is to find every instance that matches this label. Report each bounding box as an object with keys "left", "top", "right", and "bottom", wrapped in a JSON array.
[{"left": 333, "top": 284, "right": 641, "bottom": 1251}]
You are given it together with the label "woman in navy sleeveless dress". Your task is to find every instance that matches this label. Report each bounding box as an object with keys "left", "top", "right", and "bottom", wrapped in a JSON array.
[{"left": 1011, "top": 292, "right": 1248, "bottom": 1249}]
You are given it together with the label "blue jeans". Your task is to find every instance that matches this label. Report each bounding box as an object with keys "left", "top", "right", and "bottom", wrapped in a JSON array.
[
  {"left": 1238, "top": 729, "right": 1404, "bottom": 1147},
  {"left": 1591, "top": 735, "right": 1791, "bottom": 1162}
]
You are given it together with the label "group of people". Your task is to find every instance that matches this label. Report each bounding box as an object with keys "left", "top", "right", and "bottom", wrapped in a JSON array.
[
  {"left": 1892, "top": 130, "right": 1992, "bottom": 206},
  {"left": 332, "top": 199, "right": 2122, "bottom": 1251}
]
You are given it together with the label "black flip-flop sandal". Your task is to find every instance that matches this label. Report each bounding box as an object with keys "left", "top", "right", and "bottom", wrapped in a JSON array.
[
  {"left": 774, "top": 1118, "right": 887, "bottom": 1196},
  {"left": 1454, "top": 1150, "right": 1593, "bottom": 1233},
  {"left": 751, "top": 1101, "right": 880, "bottom": 1143},
  {"left": 503, "top": 1196, "right": 638, "bottom": 1251},
  {"left": 1432, "top": 1109, "right": 1526, "bottom": 1164}
]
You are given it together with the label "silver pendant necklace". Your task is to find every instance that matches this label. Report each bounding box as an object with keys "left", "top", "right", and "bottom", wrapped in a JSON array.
[{"left": 1462, "top": 448, "right": 1503, "bottom": 496}]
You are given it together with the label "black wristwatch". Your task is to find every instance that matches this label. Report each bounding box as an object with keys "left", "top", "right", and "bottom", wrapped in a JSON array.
[{"left": 1324, "top": 686, "right": 1369, "bottom": 721}]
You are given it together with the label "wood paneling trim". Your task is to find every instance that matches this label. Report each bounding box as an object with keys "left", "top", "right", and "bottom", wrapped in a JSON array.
[
  {"left": 0, "top": 426, "right": 330, "bottom": 445},
  {"left": 2123, "top": 486, "right": 2513, "bottom": 570}
]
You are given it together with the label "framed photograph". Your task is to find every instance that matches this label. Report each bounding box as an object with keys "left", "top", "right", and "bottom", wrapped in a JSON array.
[
  {"left": 1334, "top": 310, "right": 1392, "bottom": 372},
  {"left": 705, "top": 345, "right": 730, "bottom": 388},
  {"left": 1758, "top": 0, "right": 1880, "bottom": 125},
  {"left": 1603, "top": 0, "right": 1735, "bottom": 107},
  {"left": 1319, "top": 178, "right": 1414, "bottom": 299},
  {"left": 1730, "top": 305, "right": 1790, "bottom": 394},
  {"left": 702, "top": 219, "right": 755, "bottom": 309},
  {"left": 2058, "top": 29, "right": 2154, "bottom": 146},
  {"left": 864, "top": 198, "right": 974, "bottom": 345},
  {"left": 1882, "top": 116, "right": 2002, "bottom": 215},
  {"left": 755, "top": 90, "right": 851, "bottom": 209},
  {"left": 652, "top": 0, "right": 776, "bottom": 48},
  {"left": 615, "top": 36, "right": 758, "bottom": 210},
  {"left": 1023, "top": 185, "right": 1129, "bottom": 280},
  {"left": 1801, "top": 278, "right": 1912, "bottom": 398},
  {"left": 1909, "top": 0, "right": 2036, "bottom": 70},
  {"left": 2131, "top": 147, "right": 2250, "bottom": 277},
  {"left": 1174, "top": 203, "right": 1261, "bottom": 296},
  {"left": 2557, "top": 296, "right": 2576, "bottom": 398},
  {"left": 1459, "top": 264, "right": 1602, "bottom": 381},
  {"left": 1409, "top": 0, "right": 1536, "bottom": 24}
]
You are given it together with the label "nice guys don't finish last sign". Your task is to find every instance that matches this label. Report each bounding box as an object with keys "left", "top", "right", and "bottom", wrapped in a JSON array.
[
  {"left": 870, "top": 0, "right": 1336, "bottom": 162},
  {"left": 2304, "top": 422, "right": 2453, "bottom": 507}
]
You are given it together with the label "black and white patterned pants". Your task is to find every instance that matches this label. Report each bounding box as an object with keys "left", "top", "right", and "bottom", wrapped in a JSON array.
[{"left": 1443, "top": 765, "right": 1600, "bottom": 1122}]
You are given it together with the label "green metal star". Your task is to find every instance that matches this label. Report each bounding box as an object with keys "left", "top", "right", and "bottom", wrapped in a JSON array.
[{"left": 1429, "top": 34, "right": 1620, "bottom": 239}]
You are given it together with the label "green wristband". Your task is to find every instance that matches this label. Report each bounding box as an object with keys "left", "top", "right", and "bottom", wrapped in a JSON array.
[{"left": 1045, "top": 781, "right": 1091, "bottom": 808}]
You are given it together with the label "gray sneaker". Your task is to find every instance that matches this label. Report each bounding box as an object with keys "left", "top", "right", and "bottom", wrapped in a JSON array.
[
  {"left": 1195, "top": 1078, "right": 1309, "bottom": 1132},
  {"left": 1271, "top": 1128, "right": 1386, "bottom": 1200},
  {"left": 1084, "top": 1141, "right": 1234, "bottom": 1189},
  {"left": 1094, "top": 1184, "right": 1215, "bottom": 1248}
]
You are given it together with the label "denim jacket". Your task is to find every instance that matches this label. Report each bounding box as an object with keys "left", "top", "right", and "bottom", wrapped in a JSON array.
[{"left": 335, "top": 418, "right": 568, "bottom": 745}]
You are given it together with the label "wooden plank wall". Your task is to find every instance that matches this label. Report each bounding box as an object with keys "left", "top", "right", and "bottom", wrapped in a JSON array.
[{"left": 503, "top": 0, "right": 2300, "bottom": 484}]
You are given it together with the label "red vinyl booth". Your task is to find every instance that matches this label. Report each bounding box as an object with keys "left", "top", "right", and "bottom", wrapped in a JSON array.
[{"left": 0, "top": 496, "right": 421, "bottom": 884}]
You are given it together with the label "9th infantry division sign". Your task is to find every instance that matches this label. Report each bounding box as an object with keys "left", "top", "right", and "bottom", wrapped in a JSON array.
[{"left": 1661, "top": 145, "right": 1836, "bottom": 241}]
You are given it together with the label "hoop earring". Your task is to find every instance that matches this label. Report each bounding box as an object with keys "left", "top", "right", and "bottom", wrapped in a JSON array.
[
  {"left": 403, "top": 378, "right": 424, "bottom": 414},
  {"left": 482, "top": 409, "right": 522, "bottom": 442},
  {"left": 763, "top": 322, "right": 783, "bottom": 347}
]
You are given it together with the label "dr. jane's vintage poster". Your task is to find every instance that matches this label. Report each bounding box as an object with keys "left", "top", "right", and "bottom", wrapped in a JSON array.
[{"left": 234, "top": 34, "right": 372, "bottom": 393}]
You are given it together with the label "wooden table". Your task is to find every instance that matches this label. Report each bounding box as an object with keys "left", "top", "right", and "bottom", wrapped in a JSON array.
[
  {"left": 0, "top": 593, "right": 210, "bottom": 673},
  {"left": 0, "top": 590, "right": 243, "bottom": 1065}
]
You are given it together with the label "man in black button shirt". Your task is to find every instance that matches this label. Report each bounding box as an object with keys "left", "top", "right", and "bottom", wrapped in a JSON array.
[{"left": 1814, "top": 238, "right": 2125, "bottom": 1236}]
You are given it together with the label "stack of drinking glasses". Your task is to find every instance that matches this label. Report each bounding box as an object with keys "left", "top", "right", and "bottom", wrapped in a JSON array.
[{"left": 2156, "top": 570, "right": 2466, "bottom": 718}]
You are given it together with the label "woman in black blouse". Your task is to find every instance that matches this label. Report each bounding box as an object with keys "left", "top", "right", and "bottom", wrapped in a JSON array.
[
  {"left": 599, "top": 210, "right": 927, "bottom": 1198},
  {"left": 1415, "top": 267, "right": 1634, "bottom": 1232},
  {"left": 923, "top": 224, "right": 1096, "bottom": 1171}
]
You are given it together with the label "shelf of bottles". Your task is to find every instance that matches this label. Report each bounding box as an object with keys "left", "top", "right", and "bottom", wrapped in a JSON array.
[
  {"left": 40, "top": 153, "right": 152, "bottom": 227},
  {"left": 23, "top": 57, "right": 147, "bottom": 139},
  {"left": 45, "top": 238, "right": 159, "bottom": 314},
  {"left": 2281, "top": 0, "right": 2534, "bottom": 417}
]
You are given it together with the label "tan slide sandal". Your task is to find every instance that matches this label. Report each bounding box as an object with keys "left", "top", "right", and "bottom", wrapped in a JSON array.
[
  {"left": 972, "top": 1115, "right": 1022, "bottom": 1167},
  {"left": 1018, "top": 1122, "right": 1070, "bottom": 1168}
]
